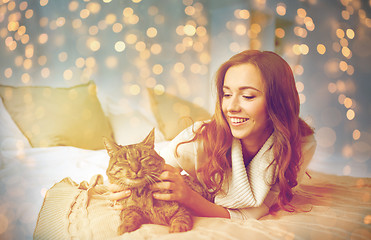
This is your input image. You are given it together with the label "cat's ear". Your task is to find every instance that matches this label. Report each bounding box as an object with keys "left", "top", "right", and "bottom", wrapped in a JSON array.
[
  {"left": 103, "top": 137, "right": 119, "bottom": 157},
  {"left": 141, "top": 128, "right": 155, "bottom": 148}
]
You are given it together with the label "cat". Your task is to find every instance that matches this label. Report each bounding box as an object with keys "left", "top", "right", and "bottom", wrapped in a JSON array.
[{"left": 103, "top": 128, "right": 211, "bottom": 235}]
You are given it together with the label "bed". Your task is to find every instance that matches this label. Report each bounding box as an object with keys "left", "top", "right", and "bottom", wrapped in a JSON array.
[{"left": 0, "top": 82, "right": 370, "bottom": 240}]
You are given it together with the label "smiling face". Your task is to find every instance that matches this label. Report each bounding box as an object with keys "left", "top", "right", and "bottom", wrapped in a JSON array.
[{"left": 222, "top": 63, "right": 272, "bottom": 147}]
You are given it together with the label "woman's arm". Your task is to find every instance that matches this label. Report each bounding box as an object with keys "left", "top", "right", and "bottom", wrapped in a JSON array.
[{"left": 297, "top": 134, "right": 317, "bottom": 183}]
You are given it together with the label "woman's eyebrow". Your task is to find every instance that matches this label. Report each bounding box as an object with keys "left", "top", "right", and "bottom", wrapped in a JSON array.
[{"left": 223, "top": 85, "right": 262, "bottom": 92}]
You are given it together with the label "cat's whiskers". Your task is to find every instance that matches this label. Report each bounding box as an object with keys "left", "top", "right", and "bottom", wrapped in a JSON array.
[
  {"left": 145, "top": 175, "right": 158, "bottom": 185},
  {"left": 145, "top": 175, "right": 154, "bottom": 185},
  {"left": 149, "top": 173, "right": 164, "bottom": 183},
  {"left": 144, "top": 173, "right": 163, "bottom": 186}
]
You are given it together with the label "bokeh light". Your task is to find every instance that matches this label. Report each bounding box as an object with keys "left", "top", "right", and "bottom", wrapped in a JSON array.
[
  {"left": 146, "top": 27, "right": 158, "bottom": 38},
  {"left": 115, "top": 41, "right": 126, "bottom": 52},
  {"left": 317, "top": 127, "right": 337, "bottom": 148},
  {"left": 275, "top": 28, "right": 285, "bottom": 38},
  {"left": 276, "top": 3, "right": 286, "bottom": 16},
  {"left": 353, "top": 130, "right": 361, "bottom": 140},
  {"left": 0, "top": 1, "right": 370, "bottom": 238},
  {"left": 317, "top": 44, "right": 326, "bottom": 54}
]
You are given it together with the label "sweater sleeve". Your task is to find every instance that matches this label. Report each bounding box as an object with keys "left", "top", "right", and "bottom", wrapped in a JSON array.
[
  {"left": 158, "top": 122, "right": 204, "bottom": 178},
  {"left": 297, "top": 134, "right": 317, "bottom": 184}
]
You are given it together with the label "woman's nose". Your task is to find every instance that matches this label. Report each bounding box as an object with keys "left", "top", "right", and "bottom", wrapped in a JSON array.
[{"left": 227, "top": 96, "right": 241, "bottom": 112}]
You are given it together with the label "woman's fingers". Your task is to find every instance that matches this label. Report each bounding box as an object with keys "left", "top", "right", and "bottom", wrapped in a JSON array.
[
  {"left": 151, "top": 181, "right": 175, "bottom": 191},
  {"left": 107, "top": 189, "right": 131, "bottom": 201},
  {"left": 113, "top": 203, "right": 124, "bottom": 210},
  {"left": 104, "top": 182, "right": 131, "bottom": 201},
  {"left": 152, "top": 184, "right": 189, "bottom": 203},
  {"left": 153, "top": 192, "right": 174, "bottom": 201},
  {"left": 162, "top": 164, "right": 182, "bottom": 173},
  {"left": 151, "top": 166, "right": 192, "bottom": 203},
  {"left": 158, "top": 170, "right": 177, "bottom": 181},
  {"left": 158, "top": 166, "right": 182, "bottom": 182},
  {"left": 106, "top": 182, "right": 126, "bottom": 192}
]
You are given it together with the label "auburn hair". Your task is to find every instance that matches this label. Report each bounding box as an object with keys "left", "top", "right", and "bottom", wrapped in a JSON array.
[{"left": 177, "top": 50, "right": 314, "bottom": 212}]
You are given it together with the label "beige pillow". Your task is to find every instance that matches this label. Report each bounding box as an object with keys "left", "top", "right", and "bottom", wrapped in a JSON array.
[
  {"left": 109, "top": 110, "right": 165, "bottom": 146},
  {"left": 0, "top": 98, "right": 31, "bottom": 150},
  {"left": 147, "top": 88, "right": 211, "bottom": 140},
  {"left": 0, "top": 82, "right": 114, "bottom": 150}
]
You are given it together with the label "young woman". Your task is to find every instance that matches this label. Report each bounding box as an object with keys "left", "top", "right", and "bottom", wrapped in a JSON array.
[{"left": 110, "top": 50, "right": 316, "bottom": 220}]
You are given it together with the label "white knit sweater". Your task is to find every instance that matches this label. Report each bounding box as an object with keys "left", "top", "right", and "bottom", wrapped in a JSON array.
[
  {"left": 159, "top": 122, "right": 317, "bottom": 220},
  {"left": 214, "top": 135, "right": 275, "bottom": 209}
]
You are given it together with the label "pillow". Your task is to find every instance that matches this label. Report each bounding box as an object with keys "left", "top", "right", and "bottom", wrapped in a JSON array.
[
  {"left": 0, "top": 82, "right": 114, "bottom": 150},
  {"left": 109, "top": 110, "right": 165, "bottom": 146},
  {"left": 147, "top": 88, "right": 211, "bottom": 140},
  {"left": 0, "top": 98, "right": 31, "bottom": 152}
]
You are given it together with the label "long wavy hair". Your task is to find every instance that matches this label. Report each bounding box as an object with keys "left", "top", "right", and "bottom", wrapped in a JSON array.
[{"left": 177, "top": 50, "right": 314, "bottom": 212}]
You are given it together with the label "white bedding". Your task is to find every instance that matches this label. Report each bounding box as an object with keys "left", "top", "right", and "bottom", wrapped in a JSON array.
[
  {"left": 0, "top": 146, "right": 104, "bottom": 239},
  {"left": 2, "top": 143, "right": 371, "bottom": 240}
]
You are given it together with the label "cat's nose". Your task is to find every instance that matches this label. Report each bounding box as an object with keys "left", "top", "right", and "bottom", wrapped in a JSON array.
[{"left": 130, "top": 161, "right": 141, "bottom": 174}]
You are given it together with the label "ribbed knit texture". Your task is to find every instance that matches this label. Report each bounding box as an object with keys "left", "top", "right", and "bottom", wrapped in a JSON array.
[
  {"left": 34, "top": 176, "right": 121, "bottom": 240},
  {"left": 214, "top": 134, "right": 275, "bottom": 209},
  {"left": 34, "top": 178, "right": 80, "bottom": 240}
]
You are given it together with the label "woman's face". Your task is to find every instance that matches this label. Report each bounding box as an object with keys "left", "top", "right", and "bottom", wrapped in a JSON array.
[{"left": 222, "top": 63, "right": 272, "bottom": 144}]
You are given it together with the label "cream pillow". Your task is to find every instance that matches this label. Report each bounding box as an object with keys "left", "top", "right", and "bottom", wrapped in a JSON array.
[
  {"left": 147, "top": 88, "right": 211, "bottom": 140},
  {"left": 109, "top": 110, "right": 165, "bottom": 146},
  {"left": 0, "top": 98, "right": 31, "bottom": 150},
  {"left": 0, "top": 82, "right": 114, "bottom": 150}
]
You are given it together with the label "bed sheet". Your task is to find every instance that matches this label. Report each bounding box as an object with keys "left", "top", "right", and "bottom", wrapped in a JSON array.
[
  {"left": 1, "top": 143, "right": 371, "bottom": 240},
  {"left": 0, "top": 145, "right": 111, "bottom": 240},
  {"left": 34, "top": 169, "right": 371, "bottom": 240}
]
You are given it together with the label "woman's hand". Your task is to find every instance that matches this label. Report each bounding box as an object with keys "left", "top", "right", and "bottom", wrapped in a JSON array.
[
  {"left": 151, "top": 164, "right": 230, "bottom": 218},
  {"left": 151, "top": 164, "right": 193, "bottom": 205},
  {"left": 105, "top": 182, "right": 131, "bottom": 210}
]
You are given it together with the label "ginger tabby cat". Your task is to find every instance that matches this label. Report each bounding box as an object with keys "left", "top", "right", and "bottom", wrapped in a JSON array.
[{"left": 103, "top": 129, "right": 211, "bottom": 234}]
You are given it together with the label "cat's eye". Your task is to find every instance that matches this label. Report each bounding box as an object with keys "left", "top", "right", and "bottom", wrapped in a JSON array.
[
  {"left": 117, "top": 162, "right": 128, "bottom": 167},
  {"left": 141, "top": 157, "right": 156, "bottom": 167},
  {"left": 117, "top": 155, "right": 129, "bottom": 165},
  {"left": 146, "top": 162, "right": 156, "bottom": 167},
  {"left": 141, "top": 158, "right": 151, "bottom": 164},
  {"left": 118, "top": 154, "right": 126, "bottom": 159}
]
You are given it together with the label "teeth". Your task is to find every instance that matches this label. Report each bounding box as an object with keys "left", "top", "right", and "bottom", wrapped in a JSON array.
[{"left": 230, "top": 117, "right": 248, "bottom": 124}]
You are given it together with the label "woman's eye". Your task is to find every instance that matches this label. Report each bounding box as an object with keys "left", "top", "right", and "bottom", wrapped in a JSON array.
[
  {"left": 243, "top": 95, "right": 255, "bottom": 100},
  {"left": 223, "top": 93, "right": 232, "bottom": 98}
]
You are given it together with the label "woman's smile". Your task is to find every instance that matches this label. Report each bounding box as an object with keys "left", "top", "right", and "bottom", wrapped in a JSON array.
[{"left": 228, "top": 116, "right": 249, "bottom": 126}]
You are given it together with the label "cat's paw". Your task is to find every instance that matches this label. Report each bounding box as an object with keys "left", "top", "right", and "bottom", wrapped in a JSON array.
[
  {"left": 169, "top": 221, "right": 192, "bottom": 233},
  {"left": 118, "top": 222, "right": 141, "bottom": 235}
]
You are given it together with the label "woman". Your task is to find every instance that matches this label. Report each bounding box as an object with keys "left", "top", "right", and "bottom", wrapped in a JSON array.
[{"left": 111, "top": 50, "right": 316, "bottom": 220}]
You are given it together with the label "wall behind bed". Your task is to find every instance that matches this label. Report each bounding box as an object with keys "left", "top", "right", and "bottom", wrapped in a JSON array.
[{"left": 0, "top": 0, "right": 370, "bottom": 177}]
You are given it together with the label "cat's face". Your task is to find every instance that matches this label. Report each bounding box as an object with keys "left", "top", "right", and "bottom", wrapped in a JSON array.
[{"left": 103, "top": 129, "right": 164, "bottom": 188}]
